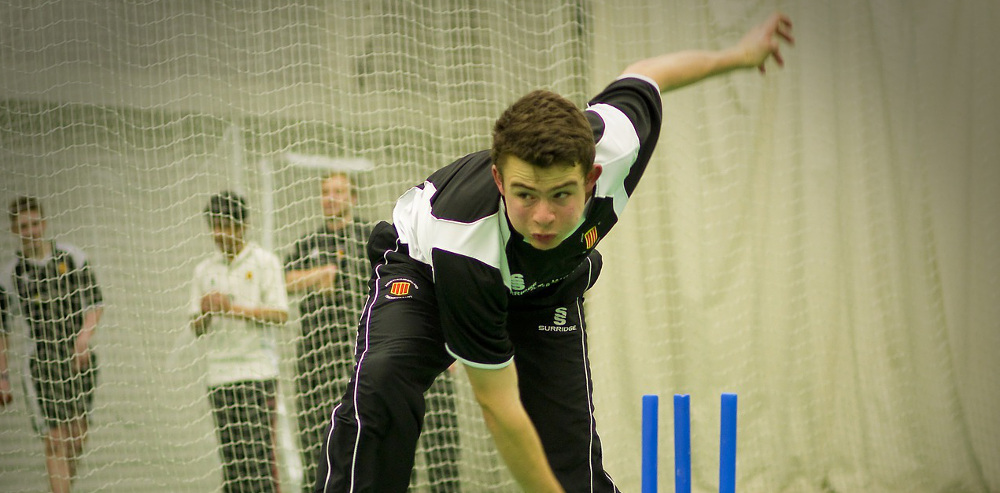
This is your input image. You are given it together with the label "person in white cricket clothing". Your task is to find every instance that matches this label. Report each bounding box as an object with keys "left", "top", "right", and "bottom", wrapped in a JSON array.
[{"left": 189, "top": 191, "right": 289, "bottom": 493}]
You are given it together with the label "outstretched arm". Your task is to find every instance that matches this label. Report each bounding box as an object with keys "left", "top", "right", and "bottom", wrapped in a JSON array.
[
  {"left": 622, "top": 12, "right": 794, "bottom": 92},
  {"left": 465, "top": 363, "right": 565, "bottom": 493},
  {"left": 285, "top": 265, "right": 338, "bottom": 294}
]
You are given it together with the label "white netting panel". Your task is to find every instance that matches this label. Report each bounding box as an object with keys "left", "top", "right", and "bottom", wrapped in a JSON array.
[{"left": 0, "top": 1, "right": 591, "bottom": 492}]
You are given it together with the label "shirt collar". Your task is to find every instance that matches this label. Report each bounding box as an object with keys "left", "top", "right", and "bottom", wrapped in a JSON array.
[{"left": 219, "top": 241, "right": 255, "bottom": 267}]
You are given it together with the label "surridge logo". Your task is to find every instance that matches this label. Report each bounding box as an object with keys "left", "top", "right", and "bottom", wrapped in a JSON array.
[
  {"left": 538, "top": 307, "right": 576, "bottom": 332},
  {"left": 510, "top": 274, "right": 525, "bottom": 292},
  {"left": 508, "top": 272, "right": 570, "bottom": 296},
  {"left": 553, "top": 307, "right": 568, "bottom": 325}
]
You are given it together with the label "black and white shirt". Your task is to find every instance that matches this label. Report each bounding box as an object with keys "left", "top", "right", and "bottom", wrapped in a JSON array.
[
  {"left": 0, "top": 242, "right": 104, "bottom": 362},
  {"left": 284, "top": 221, "right": 372, "bottom": 318},
  {"left": 391, "top": 75, "right": 662, "bottom": 368}
]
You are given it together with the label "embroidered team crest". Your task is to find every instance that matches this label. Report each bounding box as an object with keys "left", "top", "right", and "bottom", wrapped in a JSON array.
[
  {"left": 583, "top": 226, "right": 599, "bottom": 249},
  {"left": 390, "top": 281, "right": 410, "bottom": 296},
  {"left": 385, "top": 278, "right": 418, "bottom": 299},
  {"left": 245, "top": 271, "right": 254, "bottom": 280}
]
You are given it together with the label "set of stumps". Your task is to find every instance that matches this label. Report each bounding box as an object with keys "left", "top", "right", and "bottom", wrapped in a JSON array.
[{"left": 641, "top": 393, "right": 738, "bottom": 493}]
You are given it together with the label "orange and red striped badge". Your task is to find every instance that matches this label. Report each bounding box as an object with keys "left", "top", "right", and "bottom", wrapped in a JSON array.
[
  {"left": 389, "top": 281, "right": 411, "bottom": 296},
  {"left": 583, "top": 226, "right": 599, "bottom": 249}
]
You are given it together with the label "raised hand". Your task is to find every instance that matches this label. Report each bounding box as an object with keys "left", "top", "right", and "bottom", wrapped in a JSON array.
[{"left": 737, "top": 12, "right": 795, "bottom": 73}]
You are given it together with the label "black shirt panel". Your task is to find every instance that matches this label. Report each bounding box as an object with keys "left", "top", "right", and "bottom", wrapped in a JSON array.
[
  {"left": 6, "top": 243, "right": 103, "bottom": 361},
  {"left": 588, "top": 76, "right": 663, "bottom": 197},
  {"left": 431, "top": 248, "right": 511, "bottom": 365},
  {"left": 427, "top": 150, "right": 500, "bottom": 223},
  {"left": 507, "top": 250, "right": 603, "bottom": 311}
]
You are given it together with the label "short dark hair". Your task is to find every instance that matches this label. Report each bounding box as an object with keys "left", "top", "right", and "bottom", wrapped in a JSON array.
[
  {"left": 8, "top": 196, "right": 42, "bottom": 223},
  {"left": 491, "top": 90, "right": 595, "bottom": 175},
  {"left": 324, "top": 172, "right": 358, "bottom": 197},
  {"left": 204, "top": 191, "right": 248, "bottom": 225}
]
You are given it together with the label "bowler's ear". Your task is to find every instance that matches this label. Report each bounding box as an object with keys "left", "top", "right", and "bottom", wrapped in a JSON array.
[
  {"left": 585, "top": 165, "right": 603, "bottom": 196},
  {"left": 491, "top": 165, "right": 504, "bottom": 195}
]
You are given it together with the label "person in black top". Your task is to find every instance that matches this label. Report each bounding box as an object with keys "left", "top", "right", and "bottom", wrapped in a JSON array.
[
  {"left": 0, "top": 282, "right": 10, "bottom": 407},
  {"left": 315, "top": 13, "right": 793, "bottom": 492},
  {"left": 1, "top": 196, "right": 105, "bottom": 493},
  {"left": 284, "top": 172, "right": 374, "bottom": 492},
  {"left": 416, "top": 365, "right": 462, "bottom": 493}
]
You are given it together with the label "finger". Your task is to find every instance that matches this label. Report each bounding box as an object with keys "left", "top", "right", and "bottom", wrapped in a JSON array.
[
  {"left": 778, "top": 16, "right": 794, "bottom": 43},
  {"left": 777, "top": 26, "right": 795, "bottom": 45},
  {"left": 774, "top": 12, "right": 792, "bottom": 28},
  {"left": 772, "top": 47, "right": 785, "bottom": 67}
]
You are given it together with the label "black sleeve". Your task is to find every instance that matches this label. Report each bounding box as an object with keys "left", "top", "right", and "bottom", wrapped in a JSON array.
[
  {"left": 0, "top": 284, "right": 8, "bottom": 334},
  {"left": 431, "top": 248, "right": 512, "bottom": 368},
  {"left": 589, "top": 76, "right": 662, "bottom": 144},
  {"left": 77, "top": 260, "right": 103, "bottom": 308},
  {"left": 284, "top": 235, "right": 310, "bottom": 272},
  {"left": 589, "top": 76, "right": 663, "bottom": 196}
]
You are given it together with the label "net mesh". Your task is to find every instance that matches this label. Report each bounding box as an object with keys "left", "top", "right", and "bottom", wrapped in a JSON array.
[
  {"left": 2, "top": 1, "right": 998, "bottom": 493},
  {"left": 0, "top": 2, "right": 592, "bottom": 491}
]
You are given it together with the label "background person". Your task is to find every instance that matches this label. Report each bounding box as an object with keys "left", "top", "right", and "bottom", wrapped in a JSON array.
[
  {"left": 283, "top": 172, "right": 372, "bottom": 492},
  {"left": 189, "top": 191, "right": 289, "bottom": 493},
  {"left": 0, "top": 283, "right": 10, "bottom": 407},
  {"left": 0, "top": 196, "right": 104, "bottom": 493},
  {"left": 418, "top": 367, "right": 461, "bottom": 493}
]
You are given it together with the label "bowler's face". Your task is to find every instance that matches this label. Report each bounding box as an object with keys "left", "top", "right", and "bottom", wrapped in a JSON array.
[
  {"left": 11, "top": 210, "right": 46, "bottom": 242},
  {"left": 492, "top": 156, "right": 601, "bottom": 251}
]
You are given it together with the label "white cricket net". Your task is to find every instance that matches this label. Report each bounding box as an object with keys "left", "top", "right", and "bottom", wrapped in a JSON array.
[
  {"left": 0, "top": 1, "right": 589, "bottom": 492},
  {"left": 1, "top": 1, "right": 998, "bottom": 493}
]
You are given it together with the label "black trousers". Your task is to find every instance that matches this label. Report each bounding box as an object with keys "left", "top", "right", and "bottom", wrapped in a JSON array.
[
  {"left": 417, "top": 371, "right": 461, "bottom": 493},
  {"left": 315, "top": 245, "right": 617, "bottom": 492},
  {"left": 209, "top": 379, "right": 279, "bottom": 493},
  {"left": 27, "top": 352, "right": 98, "bottom": 432},
  {"left": 296, "top": 308, "right": 355, "bottom": 493}
]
